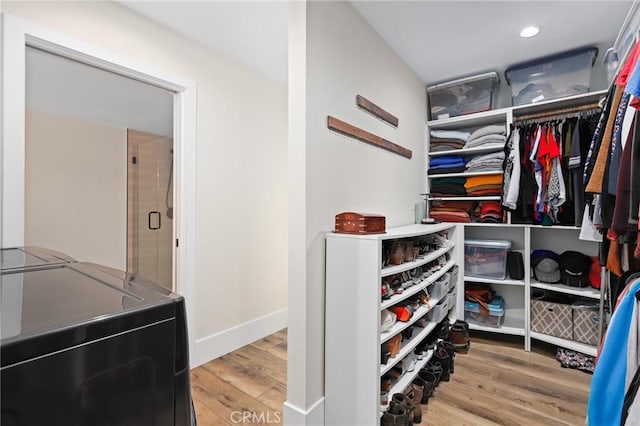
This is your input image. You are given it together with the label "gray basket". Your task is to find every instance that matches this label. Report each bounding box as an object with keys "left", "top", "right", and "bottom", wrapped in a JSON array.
[
  {"left": 572, "top": 305, "right": 599, "bottom": 346},
  {"left": 531, "top": 300, "right": 572, "bottom": 340}
]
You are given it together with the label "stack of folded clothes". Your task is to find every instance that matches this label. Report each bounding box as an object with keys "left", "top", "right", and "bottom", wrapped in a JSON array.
[
  {"left": 464, "top": 174, "right": 503, "bottom": 196},
  {"left": 431, "top": 200, "right": 473, "bottom": 223},
  {"left": 464, "top": 124, "right": 507, "bottom": 150},
  {"left": 430, "top": 207, "right": 471, "bottom": 223},
  {"left": 429, "top": 129, "right": 471, "bottom": 152},
  {"left": 465, "top": 151, "right": 505, "bottom": 173},
  {"left": 428, "top": 156, "right": 466, "bottom": 175},
  {"left": 478, "top": 201, "right": 503, "bottom": 223},
  {"left": 430, "top": 177, "right": 466, "bottom": 196}
]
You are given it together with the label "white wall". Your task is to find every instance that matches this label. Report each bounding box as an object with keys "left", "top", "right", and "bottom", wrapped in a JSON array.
[
  {"left": 25, "top": 111, "right": 127, "bottom": 270},
  {"left": 2, "top": 1, "right": 288, "bottom": 367},
  {"left": 286, "top": 2, "right": 427, "bottom": 423}
]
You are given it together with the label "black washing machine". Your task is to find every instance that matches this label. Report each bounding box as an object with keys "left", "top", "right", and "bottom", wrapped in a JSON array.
[{"left": 1, "top": 247, "right": 194, "bottom": 425}]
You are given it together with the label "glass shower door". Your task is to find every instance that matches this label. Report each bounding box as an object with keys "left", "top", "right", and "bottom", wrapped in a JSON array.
[{"left": 127, "top": 130, "right": 173, "bottom": 290}]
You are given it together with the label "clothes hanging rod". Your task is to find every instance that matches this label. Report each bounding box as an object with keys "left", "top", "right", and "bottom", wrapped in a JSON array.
[{"left": 514, "top": 102, "right": 602, "bottom": 122}]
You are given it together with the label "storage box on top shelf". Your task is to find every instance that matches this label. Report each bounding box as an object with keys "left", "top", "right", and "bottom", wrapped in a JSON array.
[
  {"left": 505, "top": 47, "right": 598, "bottom": 106},
  {"left": 427, "top": 72, "right": 499, "bottom": 120},
  {"left": 464, "top": 239, "right": 511, "bottom": 280},
  {"left": 464, "top": 294, "right": 505, "bottom": 328}
]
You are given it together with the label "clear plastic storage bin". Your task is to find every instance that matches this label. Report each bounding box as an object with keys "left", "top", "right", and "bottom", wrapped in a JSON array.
[
  {"left": 427, "top": 296, "right": 449, "bottom": 324},
  {"left": 430, "top": 276, "right": 448, "bottom": 301},
  {"left": 464, "top": 239, "right": 511, "bottom": 279},
  {"left": 427, "top": 72, "right": 499, "bottom": 120},
  {"left": 464, "top": 295, "right": 505, "bottom": 328},
  {"left": 505, "top": 47, "right": 598, "bottom": 106}
]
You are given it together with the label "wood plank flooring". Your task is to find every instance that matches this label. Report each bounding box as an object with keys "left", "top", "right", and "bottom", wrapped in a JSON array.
[{"left": 191, "top": 329, "right": 592, "bottom": 426}]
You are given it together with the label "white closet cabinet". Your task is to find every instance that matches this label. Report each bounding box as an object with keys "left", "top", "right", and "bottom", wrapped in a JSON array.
[
  {"left": 325, "top": 224, "right": 462, "bottom": 426},
  {"left": 425, "top": 91, "right": 607, "bottom": 356}
]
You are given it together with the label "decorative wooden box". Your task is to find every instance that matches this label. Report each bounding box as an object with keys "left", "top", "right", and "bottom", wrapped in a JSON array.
[{"left": 334, "top": 212, "right": 386, "bottom": 235}]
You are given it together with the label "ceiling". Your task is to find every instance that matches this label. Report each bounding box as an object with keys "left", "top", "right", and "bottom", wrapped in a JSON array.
[
  {"left": 26, "top": 1, "right": 634, "bottom": 133},
  {"left": 352, "top": 1, "right": 633, "bottom": 85},
  {"left": 119, "top": 0, "right": 633, "bottom": 87}
]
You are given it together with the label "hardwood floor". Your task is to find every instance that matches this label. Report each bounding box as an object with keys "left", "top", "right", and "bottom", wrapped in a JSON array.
[
  {"left": 422, "top": 332, "right": 592, "bottom": 426},
  {"left": 190, "top": 329, "right": 592, "bottom": 426}
]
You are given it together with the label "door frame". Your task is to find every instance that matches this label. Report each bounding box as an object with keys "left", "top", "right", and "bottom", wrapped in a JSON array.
[{"left": 1, "top": 13, "right": 198, "bottom": 359}]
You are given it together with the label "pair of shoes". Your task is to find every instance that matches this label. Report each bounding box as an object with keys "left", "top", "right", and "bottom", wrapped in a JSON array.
[
  {"left": 430, "top": 342, "right": 454, "bottom": 380},
  {"left": 406, "top": 381, "right": 424, "bottom": 423},
  {"left": 381, "top": 281, "right": 393, "bottom": 300},
  {"left": 416, "top": 370, "right": 438, "bottom": 404},
  {"left": 381, "top": 399, "right": 408, "bottom": 426},
  {"left": 381, "top": 375, "right": 392, "bottom": 392},
  {"left": 380, "top": 390, "right": 389, "bottom": 409},
  {"left": 385, "top": 334, "right": 402, "bottom": 358},
  {"left": 391, "top": 392, "right": 415, "bottom": 424},
  {"left": 409, "top": 266, "right": 424, "bottom": 281},
  {"left": 450, "top": 320, "right": 471, "bottom": 353},
  {"left": 404, "top": 241, "right": 415, "bottom": 262},
  {"left": 437, "top": 319, "right": 451, "bottom": 340},
  {"left": 402, "top": 354, "right": 417, "bottom": 373},
  {"left": 391, "top": 304, "right": 414, "bottom": 322}
]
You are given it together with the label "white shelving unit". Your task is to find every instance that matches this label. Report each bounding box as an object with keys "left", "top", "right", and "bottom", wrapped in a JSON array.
[
  {"left": 325, "top": 224, "right": 462, "bottom": 426},
  {"left": 425, "top": 93, "right": 608, "bottom": 356}
]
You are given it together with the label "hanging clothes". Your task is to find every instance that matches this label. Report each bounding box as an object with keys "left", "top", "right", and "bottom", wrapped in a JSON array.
[
  {"left": 506, "top": 112, "right": 598, "bottom": 226},
  {"left": 584, "top": 85, "right": 615, "bottom": 186},
  {"left": 585, "top": 86, "right": 624, "bottom": 194},
  {"left": 502, "top": 128, "right": 521, "bottom": 210},
  {"left": 588, "top": 278, "right": 640, "bottom": 425}
]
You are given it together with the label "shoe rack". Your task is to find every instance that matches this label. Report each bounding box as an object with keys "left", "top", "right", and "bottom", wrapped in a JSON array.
[{"left": 325, "top": 223, "right": 462, "bottom": 426}]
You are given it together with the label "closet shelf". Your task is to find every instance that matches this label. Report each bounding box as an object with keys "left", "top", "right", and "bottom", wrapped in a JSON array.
[
  {"left": 530, "top": 331, "right": 597, "bottom": 357},
  {"left": 426, "top": 107, "right": 510, "bottom": 129},
  {"left": 381, "top": 246, "right": 453, "bottom": 278},
  {"left": 468, "top": 322, "right": 525, "bottom": 336},
  {"left": 464, "top": 276, "right": 524, "bottom": 286},
  {"left": 467, "top": 309, "right": 525, "bottom": 336},
  {"left": 380, "top": 321, "right": 438, "bottom": 376},
  {"left": 428, "top": 145, "right": 505, "bottom": 157},
  {"left": 428, "top": 170, "right": 504, "bottom": 179},
  {"left": 531, "top": 282, "right": 601, "bottom": 299},
  {"left": 381, "top": 260, "right": 455, "bottom": 310},
  {"left": 427, "top": 196, "right": 502, "bottom": 201},
  {"left": 511, "top": 89, "right": 607, "bottom": 118}
]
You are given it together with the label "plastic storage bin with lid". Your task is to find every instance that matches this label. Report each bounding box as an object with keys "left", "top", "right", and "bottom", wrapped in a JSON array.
[
  {"left": 464, "top": 239, "right": 511, "bottom": 280},
  {"left": 427, "top": 72, "right": 499, "bottom": 120},
  {"left": 464, "top": 294, "right": 505, "bottom": 328},
  {"left": 505, "top": 47, "right": 598, "bottom": 106}
]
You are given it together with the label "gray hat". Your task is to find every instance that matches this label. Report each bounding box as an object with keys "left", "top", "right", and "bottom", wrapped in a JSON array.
[{"left": 534, "top": 258, "right": 561, "bottom": 283}]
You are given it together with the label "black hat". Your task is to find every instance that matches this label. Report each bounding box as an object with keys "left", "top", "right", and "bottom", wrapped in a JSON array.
[{"left": 559, "top": 251, "right": 592, "bottom": 288}]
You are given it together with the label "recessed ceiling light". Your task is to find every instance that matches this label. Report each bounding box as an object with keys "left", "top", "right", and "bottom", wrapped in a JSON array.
[{"left": 520, "top": 25, "right": 541, "bottom": 38}]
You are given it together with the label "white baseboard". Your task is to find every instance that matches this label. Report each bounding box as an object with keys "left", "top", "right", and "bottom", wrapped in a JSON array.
[
  {"left": 283, "top": 398, "right": 325, "bottom": 426},
  {"left": 191, "top": 307, "right": 288, "bottom": 368}
]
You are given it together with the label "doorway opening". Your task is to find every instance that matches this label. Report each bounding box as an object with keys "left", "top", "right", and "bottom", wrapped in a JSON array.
[{"left": 25, "top": 46, "right": 176, "bottom": 290}]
